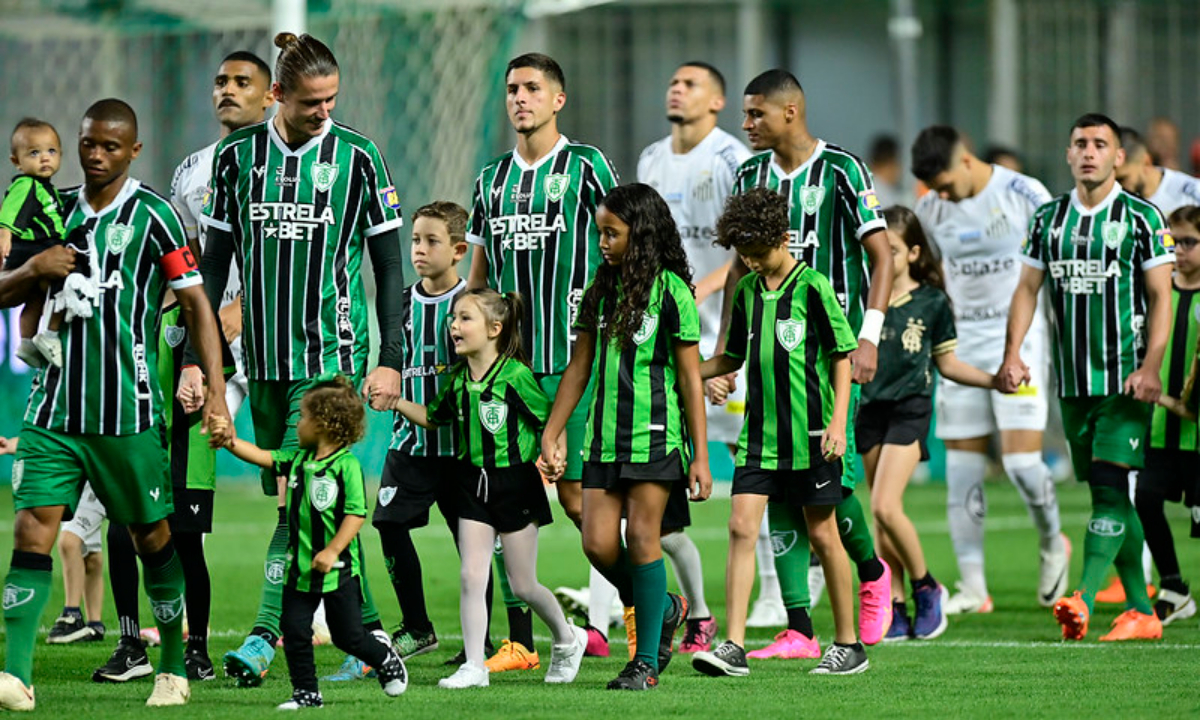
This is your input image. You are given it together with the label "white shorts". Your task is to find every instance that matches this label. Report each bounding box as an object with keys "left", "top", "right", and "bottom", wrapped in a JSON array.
[
  {"left": 60, "top": 482, "right": 106, "bottom": 555},
  {"left": 936, "top": 321, "right": 1049, "bottom": 440}
]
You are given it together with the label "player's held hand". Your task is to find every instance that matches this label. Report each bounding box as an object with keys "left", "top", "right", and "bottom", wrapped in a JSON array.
[
  {"left": 848, "top": 340, "right": 878, "bottom": 385},
  {"left": 1124, "top": 367, "right": 1162, "bottom": 404},
  {"left": 29, "top": 245, "right": 76, "bottom": 280},
  {"left": 688, "top": 459, "right": 713, "bottom": 501}
]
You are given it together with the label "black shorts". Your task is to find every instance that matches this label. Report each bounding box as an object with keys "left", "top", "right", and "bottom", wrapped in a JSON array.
[
  {"left": 167, "top": 488, "right": 214, "bottom": 534},
  {"left": 3, "top": 238, "right": 59, "bottom": 271},
  {"left": 458, "top": 462, "right": 554, "bottom": 534},
  {"left": 732, "top": 458, "right": 843, "bottom": 510},
  {"left": 372, "top": 451, "right": 464, "bottom": 529},
  {"left": 581, "top": 451, "right": 691, "bottom": 531},
  {"left": 856, "top": 395, "right": 933, "bottom": 460},
  {"left": 1138, "top": 448, "right": 1200, "bottom": 506}
]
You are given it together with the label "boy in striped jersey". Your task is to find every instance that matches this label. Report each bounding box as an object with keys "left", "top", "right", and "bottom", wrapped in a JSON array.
[
  {"left": 0, "top": 99, "right": 232, "bottom": 710},
  {"left": 999, "top": 113, "right": 1173, "bottom": 641},
  {"left": 717, "top": 69, "right": 894, "bottom": 647}
]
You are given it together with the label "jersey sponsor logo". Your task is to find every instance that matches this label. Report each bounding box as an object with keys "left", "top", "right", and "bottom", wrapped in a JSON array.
[
  {"left": 378, "top": 486, "right": 396, "bottom": 506},
  {"left": 105, "top": 223, "right": 135, "bottom": 255},
  {"left": 1157, "top": 228, "right": 1175, "bottom": 250},
  {"left": 1087, "top": 518, "right": 1125, "bottom": 537},
  {"left": 264, "top": 559, "right": 286, "bottom": 585},
  {"left": 901, "top": 318, "right": 926, "bottom": 353},
  {"left": 275, "top": 166, "right": 299, "bottom": 187},
  {"left": 633, "top": 314, "right": 658, "bottom": 345},
  {"left": 947, "top": 257, "right": 1016, "bottom": 279},
  {"left": 1101, "top": 221, "right": 1127, "bottom": 249},
  {"left": 380, "top": 185, "right": 401, "bottom": 210},
  {"left": 858, "top": 188, "right": 880, "bottom": 211},
  {"left": 164, "top": 325, "right": 186, "bottom": 348},
  {"left": 787, "top": 229, "right": 820, "bottom": 254},
  {"left": 1048, "top": 259, "right": 1121, "bottom": 294},
  {"left": 2, "top": 584, "right": 35, "bottom": 610},
  {"left": 151, "top": 595, "right": 184, "bottom": 623},
  {"left": 775, "top": 318, "right": 804, "bottom": 352},
  {"left": 544, "top": 174, "right": 570, "bottom": 203},
  {"left": 479, "top": 399, "right": 508, "bottom": 434},
  {"left": 800, "top": 186, "right": 825, "bottom": 215},
  {"left": 769, "top": 529, "right": 798, "bottom": 556},
  {"left": 402, "top": 364, "right": 448, "bottom": 380},
  {"left": 492, "top": 213, "right": 568, "bottom": 251},
  {"left": 10, "top": 459, "right": 22, "bottom": 493},
  {"left": 310, "top": 475, "right": 339, "bottom": 512},
  {"left": 567, "top": 288, "right": 583, "bottom": 340},
  {"left": 311, "top": 163, "right": 339, "bottom": 193},
  {"left": 250, "top": 202, "right": 336, "bottom": 241}
]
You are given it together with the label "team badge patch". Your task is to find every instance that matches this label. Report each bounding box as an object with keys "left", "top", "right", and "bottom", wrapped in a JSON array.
[
  {"left": 264, "top": 559, "right": 286, "bottom": 585},
  {"left": 380, "top": 185, "right": 401, "bottom": 210},
  {"left": 1101, "top": 221, "right": 1127, "bottom": 249},
  {"left": 858, "top": 188, "right": 880, "bottom": 211},
  {"left": 2, "top": 584, "right": 34, "bottom": 611},
  {"left": 544, "top": 174, "right": 570, "bottom": 203},
  {"left": 1088, "top": 518, "right": 1124, "bottom": 537},
  {"left": 378, "top": 487, "right": 396, "bottom": 507},
  {"left": 775, "top": 318, "right": 804, "bottom": 352},
  {"left": 633, "top": 314, "right": 658, "bottom": 345},
  {"left": 312, "top": 163, "right": 339, "bottom": 193},
  {"left": 201, "top": 186, "right": 213, "bottom": 212},
  {"left": 769, "top": 530, "right": 798, "bottom": 556},
  {"left": 800, "top": 186, "right": 825, "bottom": 215},
  {"left": 105, "top": 223, "right": 135, "bottom": 255},
  {"left": 479, "top": 400, "right": 508, "bottom": 434},
  {"left": 310, "top": 475, "right": 339, "bottom": 512},
  {"left": 1157, "top": 228, "right": 1175, "bottom": 250},
  {"left": 151, "top": 596, "right": 184, "bottom": 623},
  {"left": 163, "top": 325, "right": 186, "bottom": 348}
]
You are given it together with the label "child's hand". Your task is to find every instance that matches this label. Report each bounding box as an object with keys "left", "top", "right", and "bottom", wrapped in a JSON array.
[
  {"left": 688, "top": 459, "right": 713, "bottom": 501},
  {"left": 538, "top": 429, "right": 566, "bottom": 483},
  {"left": 705, "top": 376, "right": 732, "bottom": 405},
  {"left": 821, "top": 424, "right": 847, "bottom": 460},
  {"left": 0, "top": 437, "right": 16, "bottom": 456},
  {"left": 312, "top": 549, "right": 339, "bottom": 574},
  {"left": 0, "top": 231, "right": 10, "bottom": 261}
]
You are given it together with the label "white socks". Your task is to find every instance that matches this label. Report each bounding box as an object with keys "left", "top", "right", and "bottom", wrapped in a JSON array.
[
  {"left": 946, "top": 449, "right": 989, "bottom": 598},
  {"left": 661, "top": 530, "right": 710, "bottom": 619}
]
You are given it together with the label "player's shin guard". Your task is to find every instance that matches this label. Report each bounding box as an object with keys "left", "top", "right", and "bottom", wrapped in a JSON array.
[
  {"left": 629, "top": 559, "right": 667, "bottom": 670},
  {"left": 1114, "top": 500, "right": 1153, "bottom": 614},
  {"left": 1079, "top": 465, "right": 1132, "bottom": 612},
  {"left": 946, "top": 450, "right": 989, "bottom": 597},
  {"left": 141, "top": 544, "right": 187, "bottom": 677},
  {"left": 251, "top": 507, "right": 288, "bottom": 643},
  {"left": 768, "top": 501, "right": 812, "bottom": 610},
  {"left": 3, "top": 551, "right": 53, "bottom": 685},
  {"left": 1002, "top": 452, "right": 1063, "bottom": 552}
]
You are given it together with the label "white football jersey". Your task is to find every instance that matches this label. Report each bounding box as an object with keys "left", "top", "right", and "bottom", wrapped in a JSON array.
[
  {"left": 914, "top": 165, "right": 1051, "bottom": 366},
  {"left": 1149, "top": 167, "right": 1200, "bottom": 216},
  {"left": 637, "top": 127, "right": 752, "bottom": 357},
  {"left": 170, "top": 142, "right": 241, "bottom": 307}
]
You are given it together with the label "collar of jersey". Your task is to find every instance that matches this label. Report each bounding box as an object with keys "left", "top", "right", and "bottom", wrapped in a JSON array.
[
  {"left": 302, "top": 444, "right": 349, "bottom": 469},
  {"left": 769, "top": 139, "right": 826, "bottom": 181},
  {"left": 413, "top": 278, "right": 466, "bottom": 304},
  {"left": 756, "top": 260, "right": 807, "bottom": 297},
  {"left": 78, "top": 177, "right": 140, "bottom": 219},
  {"left": 466, "top": 355, "right": 506, "bottom": 389},
  {"left": 1070, "top": 181, "right": 1121, "bottom": 217},
  {"left": 268, "top": 117, "right": 332, "bottom": 158},
  {"left": 511, "top": 134, "right": 569, "bottom": 173}
]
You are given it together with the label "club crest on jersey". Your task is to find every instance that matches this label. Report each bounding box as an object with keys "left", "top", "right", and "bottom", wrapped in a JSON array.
[
  {"left": 310, "top": 475, "right": 338, "bottom": 512},
  {"left": 800, "top": 186, "right": 825, "bottom": 215},
  {"left": 1157, "top": 228, "right": 1175, "bottom": 250},
  {"left": 479, "top": 400, "right": 508, "bottom": 434},
  {"left": 544, "top": 174, "right": 570, "bottom": 203},
  {"left": 378, "top": 487, "right": 396, "bottom": 507},
  {"left": 380, "top": 185, "right": 401, "bottom": 210},
  {"left": 312, "top": 163, "right": 339, "bottom": 193},
  {"left": 902, "top": 318, "right": 926, "bottom": 353},
  {"left": 1101, "top": 221, "right": 1127, "bottom": 249},
  {"left": 775, "top": 318, "right": 804, "bottom": 352},
  {"left": 105, "top": 223, "right": 135, "bottom": 255},
  {"left": 633, "top": 314, "right": 658, "bottom": 345},
  {"left": 163, "top": 325, "right": 186, "bottom": 348},
  {"left": 858, "top": 189, "right": 880, "bottom": 211}
]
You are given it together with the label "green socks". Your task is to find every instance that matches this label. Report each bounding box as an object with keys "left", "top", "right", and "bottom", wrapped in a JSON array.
[
  {"left": 1079, "top": 477, "right": 1148, "bottom": 613},
  {"left": 141, "top": 545, "right": 187, "bottom": 678},
  {"left": 630, "top": 559, "right": 667, "bottom": 670},
  {"left": 4, "top": 551, "right": 53, "bottom": 685},
  {"left": 252, "top": 507, "right": 289, "bottom": 640},
  {"left": 768, "top": 501, "right": 812, "bottom": 610},
  {"left": 836, "top": 492, "right": 878, "bottom": 566}
]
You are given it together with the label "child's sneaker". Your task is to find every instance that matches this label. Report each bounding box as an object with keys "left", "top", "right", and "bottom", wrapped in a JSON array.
[
  {"left": 1098, "top": 609, "right": 1162, "bottom": 641},
  {"left": 884, "top": 602, "right": 914, "bottom": 642},
  {"left": 484, "top": 639, "right": 539, "bottom": 672},
  {"left": 277, "top": 689, "right": 323, "bottom": 709},
  {"left": 858, "top": 560, "right": 892, "bottom": 645},
  {"left": 657, "top": 593, "right": 688, "bottom": 673},
  {"left": 438, "top": 661, "right": 488, "bottom": 689},
  {"left": 1053, "top": 591, "right": 1089, "bottom": 641},
  {"left": 691, "top": 639, "right": 749, "bottom": 677},
  {"left": 913, "top": 583, "right": 948, "bottom": 640},
  {"left": 545, "top": 625, "right": 587, "bottom": 684},
  {"left": 810, "top": 643, "right": 868, "bottom": 675},
  {"left": 376, "top": 648, "right": 408, "bottom": 696},
  {"left": 31, "top": 332, "right": 62, "bottom": 368},
  {"left": 391, "top": 624, "right": 438, "bottom": 659},
  {"left": 606, "top": 659, "right": 658, "bottom": 690},
  {"left": 746, "top": 629, "right": 820, "bottom": 659},
  {"left": 583, "top": 624, "right": 610, "bottom": 657},
  {"left": 678, "top": 617, "right": 718, "bottom": 654},
  {"left": 15, "top": 339, "right": 46, "bottom": 369}
]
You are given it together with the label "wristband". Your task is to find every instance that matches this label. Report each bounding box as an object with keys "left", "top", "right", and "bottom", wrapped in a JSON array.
[{"left": 857, "top": 308, "right": 885, "bottom": 345}]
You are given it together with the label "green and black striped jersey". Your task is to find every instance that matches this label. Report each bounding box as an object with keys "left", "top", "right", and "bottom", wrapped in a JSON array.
[
  {"left": 863, "top": 285, "right": 957, "bottom": 403},
  {"left": 427, "top": 356, "right": 549, "bottom": 468},
  {"left": 0, "top": 174, "right": 64, "bottom": 243},
  {"left": 1149, "top": 284, "right": 1200, "bottom": 450},
  {"left": 274, "top": 446, "right": 366, "bottom": 593},
  {"left": 467, "top": 135, "right": 620, "bottom": 374},
  {"left": 26, "top": 179, "right": 202, "bottom": 435},
  {"left": 724, "top": 261, "right": 858, "bottom": 470},
  {"left": 732, "top": 141, "right": 886, "bottom": 331},
  {"left": 202, "top": 119, "right": 404, "bottom": 381},
  {"left": 574, "top": 271, "right": 700, "bottom": 464},
  {"left": 1020, "top": 185, "right": 1175, "bottom": 398},
  {"left": 390, "top": 279, "right": 464, "bottom": 457}
]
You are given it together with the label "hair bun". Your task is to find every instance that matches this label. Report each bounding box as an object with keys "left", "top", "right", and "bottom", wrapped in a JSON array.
[{"left": 274, "top": 32, "right": 300, "bottom": 50}]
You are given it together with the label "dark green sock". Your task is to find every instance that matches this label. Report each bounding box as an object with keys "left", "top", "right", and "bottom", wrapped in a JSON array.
[
  {"left": 836, "top": 492, "right": 879, "bottom": 566},
  {"left": 142, "top": 545, "right": 187, "bottom": 678},
  {"left": 768, "top": 501, "right": 812, "bottom": 610},
  {"left": 1114, "top": 500, "right": 1153, "bottom": 614},
  {"left": 252, "top": 507, "right": 288, "bottom": 640},
  {"left": 493, "top": 544, "right": 529, "bottom": 613},
  {"left": 3, "top": 551, "right": 53, "bottom": 685},
  {"left": 1079, "top": 481, "right": 1130, "bottom": 613},
  {"left": 630, "top": 559, "right": 666, "bottom": 670}
]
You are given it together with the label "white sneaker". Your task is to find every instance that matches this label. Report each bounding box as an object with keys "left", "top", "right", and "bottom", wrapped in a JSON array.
[
  {"left": 31, "top": 333, "right": 62, "bottom": 368},
  {"left": 746, "top": 596, "right": 787, "bottom": 628},
  {"left": 808, "top": 562, "right": 826, "bottom": 610},
  {"left": 1156, "top": 588, "right": 1197, "bottom": 626},
  {"left": 145, "top": 673, "right": 190, "bottom": 707},
  {"left": 545, "top": 625, "right": 586, "bottom": 684},
  {"left": 438, "top": 661, "right": 489, "bottom": 689},
  {"left": 944, "top": 582, "right": 994, "bottom": 615},
  {"left": 1038, "top": 533, "right": 1071, "bottom": 607},
  {"left": 0, "top": 672, "right": 35, "bottom": 711}
]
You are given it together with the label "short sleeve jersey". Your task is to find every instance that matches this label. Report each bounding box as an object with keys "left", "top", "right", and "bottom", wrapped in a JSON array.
[
  {"left": 724, "top": 261, "right": 858, "bottom": 470},
  {"left": 25, "top": 179, "right": 202, "bottom": 435},
  {"left": 427, "top": 356, "right": 550, "bottom": 468},
  {"left": 1149, "top": 283, "right": 1200, "bottom": 451},
  {"left": 637, "top": 128, "right": 752, "bottom": 357},
  {"left": 390, "top": 279, "right": 465, "bottom": 457},
  {"left": 0, "top": 174, "right": 64, "bottom": 243},
  {"left": 1148, "top": 168, "right": 1200, "bottom": 216},
  {"left": 467, "top": 135, "right": 620, "bottom": 375},
  {"left": 574, "top": 271, "right": 700, "bottom": 464},
  {"left": 170, "top": 141, "right": 241, "bottom": 307},
  {"left": 732, "top": 141, "right": 887, "bottom": 331},
  {"left": 202, "top": 119, "right": 404, "bottom": 381},
  {"left": 863, "top": 284, "right": 957, "bottom": 403},
  {"left": 273, "top": 446, "right": 367, "bottom": 593},
  {"left": 1020, "top": 184, "right": 1175, "bottom": 398}
]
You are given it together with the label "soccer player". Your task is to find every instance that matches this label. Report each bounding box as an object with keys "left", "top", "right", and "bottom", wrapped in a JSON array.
[
  {"left": 466, "top": 52, "right": 619, "bottom": 671},
  {"left": 0, "top": 98, "right": 232, "bottom": 709},
  {"left": 717, "top": 69, "right": 895, "bottom": 647},
  {"left": 910, "top": 125, "right": 1068, "bottom": 614},
  {"left": 635, "top": 61, "right": 751, "bottom": 654},
  {"left": 188, "top": 32, "right": 406, "bottom": 684},
  {"left": 998, "top": 113, "right": 1173, "bottom": 642},
  {"left": 1115, "top": 127, "right": 1200, "bottom": 215}
]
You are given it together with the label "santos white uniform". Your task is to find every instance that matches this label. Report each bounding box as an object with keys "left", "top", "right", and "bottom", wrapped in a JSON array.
[
  {"left": 170, "top": 142, "right": 248, "bottom": 414},
  {"left": 638, "top": 127, "right": 751, "bottom": 444},
  {"left": 1147, "top": 167, "right": 1200, "bottom": 216}
]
